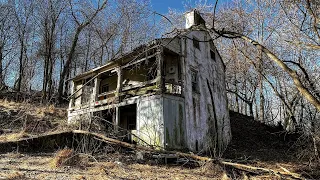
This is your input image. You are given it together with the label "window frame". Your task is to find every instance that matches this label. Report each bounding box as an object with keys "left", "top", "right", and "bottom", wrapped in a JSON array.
[
  {"left": 100, "top": 84, "right": 110, "bottom": 93},
  {"left": 190, "top": 68, "right": 199, "bottom": 93},
  {"left": 193, "top": 37, "right": 200, "bottom": 50},
  {"left": 210, "top": 49, "right": 216, "bottom": 61}
]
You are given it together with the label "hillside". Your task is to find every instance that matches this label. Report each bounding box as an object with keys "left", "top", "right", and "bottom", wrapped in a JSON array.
[
  {"left": 0, "top": 101, "right": 319, "bottom": 179},
  {"left": 224, "top": 111, "right": 297, "bottom": 161}
]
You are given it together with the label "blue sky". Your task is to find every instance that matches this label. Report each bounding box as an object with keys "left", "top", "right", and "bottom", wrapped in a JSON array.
[
  {"left": 151, "top": 1, "right": 184, "bottom": 13},
  {"left": 150, "top": 0, "right": 232, "bottom": 14}
]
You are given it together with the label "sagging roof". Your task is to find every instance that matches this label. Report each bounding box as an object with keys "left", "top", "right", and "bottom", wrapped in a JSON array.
[
  {"left": 71, "top": 37, "right": 179, "bottom": 81},
  {"left": 71, "top": 26, "right": 226, "bottom": 81}
]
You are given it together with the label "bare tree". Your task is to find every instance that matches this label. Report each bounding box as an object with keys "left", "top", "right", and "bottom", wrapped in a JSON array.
[
  {"left": 57, "top": 0, "right": 107, "bottom": 104},
  {"left": 211, "top": 0, "right": 320, "bottom": 112},
  {"left": 35, "top": 0, "right": 65, "bottom": 102},
  {"left": 0, "top": 3, "right": 16, "bottom": 90}
]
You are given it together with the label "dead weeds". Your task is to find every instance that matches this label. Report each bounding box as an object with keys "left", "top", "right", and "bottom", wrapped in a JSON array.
[
  {"left": 2, "top": 172, "right": 26, "bottom": 180},
  {"left": 50, "top": 149, "right": 89, "bottom": 169},
  {"left": 0, "top": 131, "right": 30, "bottom": 142},
  {"left": 0, "top": 99, "right": 70, "bottom": 140}
]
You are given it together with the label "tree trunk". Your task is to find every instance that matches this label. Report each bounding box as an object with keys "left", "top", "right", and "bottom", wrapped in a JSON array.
[
  {"left": 240, "top": 35, "right": 320, "bottom": 112},
  {"left": 258, "top": 45, "right": 265, "bottom": 122},
  {"left": 0, "top": 46, "right": 3, "bottom": 90},
  {"left": 16, "top": 39, "right": 24, "bottom": 92},
  {"left": 48, "top": 57, "right": 54, "bottom": 102},
  {"left": 57, "top": 27, "right": 82, "bottom": 104},
  {"left": 42, "top": 54, "right": 49, "bottom": 103},
  {"left": 249, "top": 102, "right": 254, "bottom": 118}
]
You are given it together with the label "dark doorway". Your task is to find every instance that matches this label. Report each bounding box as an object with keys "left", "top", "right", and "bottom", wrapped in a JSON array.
[
  {"left": 119, "top": 104, "right": 137, "bottom": 143},
  {"left": 119, "top": 104, "right": 137, "bottom": 130}
]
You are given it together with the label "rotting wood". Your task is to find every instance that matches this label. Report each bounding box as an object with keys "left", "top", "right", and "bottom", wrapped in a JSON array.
[
  {"left": 71, "top": 130, "right": 211, "bottom": 161},
  {"left": 220, "top": 161, "right": 304, "bottom": 180}
]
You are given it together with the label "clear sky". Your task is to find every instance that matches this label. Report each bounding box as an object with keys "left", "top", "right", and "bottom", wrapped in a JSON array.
[
  {"left": 150, "top": 0, "right": 232, "bottom": 14},
  {"left": 151, "top": 0, "right": 184, "bottom": 13}
]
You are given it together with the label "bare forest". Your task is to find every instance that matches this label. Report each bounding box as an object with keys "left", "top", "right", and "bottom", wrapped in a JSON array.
[{"left": 0, "top": 0, "right": 319, "bottom": 179}]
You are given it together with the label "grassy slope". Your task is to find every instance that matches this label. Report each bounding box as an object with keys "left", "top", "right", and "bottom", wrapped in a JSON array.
[{"left": 0, "top": 101, "right": 319, "bottom": 179}]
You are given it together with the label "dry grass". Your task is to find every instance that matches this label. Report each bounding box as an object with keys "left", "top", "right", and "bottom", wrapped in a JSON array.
[
  {"left": 3, "top": 172, "right": 26, "bottom": 180},
  {"left": 1, "top": 152, "right": 316, "bottom": 180},
  {"left": 50, "top": 149, "right": 89, "bottom": 168},
  {"left": 0, "top": 131, "right": 30, "bottom": 142},
  {"left": 50, "top": 149, "right": 75, "bottom": 168},
  {"left": 0, "top": 99, "right": 66, "bottom": 119},
  {"left": 0, "top": 99, "right": 68, "bottom": 136}
]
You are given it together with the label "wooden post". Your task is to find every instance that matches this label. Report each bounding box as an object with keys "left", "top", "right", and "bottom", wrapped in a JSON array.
[
  {"left": 116, "top": 67, "right": 123, "bottom": 98},
  {"left": 69, "top": 81, "right": 75, "bottom": 108},
  {"left": 115, "top": 67, "right": 122, "bottom": 131},
  {"left": 156, "top": 47, "right": 165, "bottom": 93},
  {"left": 92, "top": 77, "right": 101, "bottom": 102},
  {"left": 115, "top": 106, "right": 120, "bottom": 131}
]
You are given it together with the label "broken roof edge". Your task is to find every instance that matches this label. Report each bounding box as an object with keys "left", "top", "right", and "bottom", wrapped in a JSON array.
[
  {"left": 71, "top": 38, "right": 178, "bottom": 81},
  {"left": 71, "top": 26, "right": 226, "bottom": 82}
]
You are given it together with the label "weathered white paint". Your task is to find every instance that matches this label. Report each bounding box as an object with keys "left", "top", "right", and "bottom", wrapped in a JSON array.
[
  {"left": 185, "top": 11, "right": 196, "bottom": 29},
  {"left": 163, "top": 95, "right": 186, "bottom": 150},
  {"left": 182, "top": 29, "right": 231, "bottom": 155},
  {"left": 67, "top": 11, "right": 231, "bottom": 155},
  {"left": 136, "top": 96, "right": 164, "bottom": 147}
]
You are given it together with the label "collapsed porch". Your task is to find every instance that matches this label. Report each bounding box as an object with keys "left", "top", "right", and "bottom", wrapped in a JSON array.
[{"left": 68, "top": 45, "right": 185, "bottom": 148}]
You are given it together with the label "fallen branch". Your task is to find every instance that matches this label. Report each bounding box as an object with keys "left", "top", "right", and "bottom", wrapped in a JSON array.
[
  {"left": 72, "top": 130, "right": 211, "bottom": 162},
  {"left": 71, "top": 130, "right": 305, "bottom": 179},
  {"left": 0, "top": 129, "right": 306, "bottom": 179},
  {"left": 220, "top": 161, "right": 304, "bottom": 179}
]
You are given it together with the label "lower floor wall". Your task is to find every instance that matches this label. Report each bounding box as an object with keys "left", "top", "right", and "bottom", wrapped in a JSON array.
[
  {"left": 67, "top": 94, "right": 231, "bottom": 155},
  {"left": 134, "top": 96, "right": 164, "bottom": 148},
  {"left": 163, "top": 95, "right": 186, "bottom": 150}
]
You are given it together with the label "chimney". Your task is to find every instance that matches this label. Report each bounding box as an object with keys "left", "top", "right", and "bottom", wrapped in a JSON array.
[{"left": 184, "top": 9, "right": 206, "bottom": 29}]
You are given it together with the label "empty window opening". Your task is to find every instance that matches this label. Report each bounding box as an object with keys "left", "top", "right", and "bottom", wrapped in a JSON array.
[
  {"left": 191, "top": 69, "right": 199, "bottom": 93},
  {"left": 193, "top": 97, "right": 197, "bottom": 123},
  {"left": 210, "top": 50, "right": 216, "bottom": 61},
  {"left": 101, "top": 84, "right": 109, "bottom": 93},
  {"left": 193, "top": 37, "right": 200, "bottom": 50},
  {"left": 195, "top": 140, "right": 199, "bottom": 151}
]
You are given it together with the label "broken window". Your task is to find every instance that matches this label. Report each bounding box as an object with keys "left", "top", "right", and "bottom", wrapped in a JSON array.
[
  {"left": 193, "top": 37, "right": 200, "bottom": 50},
  {"left": 101, "top": 84, "right": 109, "bottom": 93},
  {"left": 191, "top": 69, "right": 199, "bottom": 93},
  {"left": 210, "top": 50, "right": 216, "bottom": 61}
]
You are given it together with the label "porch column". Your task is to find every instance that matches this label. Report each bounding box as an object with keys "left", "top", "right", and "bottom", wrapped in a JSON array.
[
  {"left": 69, "top": 81, "right": 75, "bottom": 108},
  {"left": 156, "top": 47, "right": 165, "bottom": 92},
  {"left": 115, "top": 106, "right": 120, "bottom": 131},
  {"left": 115, "top": 67, "right": 122, "bottom": 131},
  {"left": 116, "top": 67, "right": 123, "bottom": 97},
  {"left": 92, "top": 77, "right": 101, "bottom": 102}
]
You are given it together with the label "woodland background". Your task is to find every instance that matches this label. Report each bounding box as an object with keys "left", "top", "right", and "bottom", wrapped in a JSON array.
[{"left": 0, "top": 0, "right": 319, "bottom": 136}]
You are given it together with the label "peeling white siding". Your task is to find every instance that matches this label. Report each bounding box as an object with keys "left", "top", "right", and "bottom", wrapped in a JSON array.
[
  {"left": 162, "top": 95, "right": 186, "bottom": 150},
  {"left": 67, "top": 29, "right": 231, "bottom": 155},
  {"left": 182, "top": 30, "right": 231, "bottom": 154},
  {"left": 136, "top": 96, "right": 164, "bottom": 147}
]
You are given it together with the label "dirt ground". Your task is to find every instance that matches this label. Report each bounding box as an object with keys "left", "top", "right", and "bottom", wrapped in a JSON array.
[
  {"left": 0, "top": 152, "right": 226, "bottom": 180},
  {"left": 0, "top": 100, "right": 319, "bottom": 179}
]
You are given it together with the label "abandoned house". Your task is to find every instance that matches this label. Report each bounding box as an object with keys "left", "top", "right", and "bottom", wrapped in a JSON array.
[{"left": 68, "top": 10, "right": 231, "bottom": 155}]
